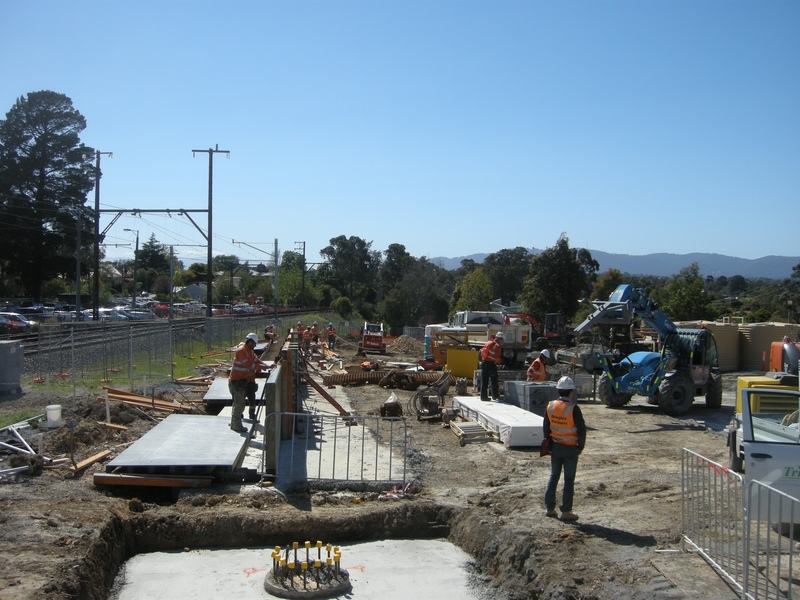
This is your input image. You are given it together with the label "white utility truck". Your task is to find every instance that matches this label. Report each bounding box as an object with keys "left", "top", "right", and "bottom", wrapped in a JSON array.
[
  {"left": 446, "top": 310, "right": 533, "bottom": 368},
  {"left": 727, "top": 376, "right": 800, "bottom": 502}
]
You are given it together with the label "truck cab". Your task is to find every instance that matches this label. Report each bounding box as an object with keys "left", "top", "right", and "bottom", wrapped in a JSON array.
[{"left": 729, "top": 384, "right": 800, "bottom": 504}]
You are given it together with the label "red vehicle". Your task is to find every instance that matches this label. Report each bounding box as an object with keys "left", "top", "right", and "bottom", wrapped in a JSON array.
[
  {"left": 0, "top": 312, "right": 33, "bottom": 333},
  {"left": 359, "top": 322, "right": 386, "bottom": 355}
]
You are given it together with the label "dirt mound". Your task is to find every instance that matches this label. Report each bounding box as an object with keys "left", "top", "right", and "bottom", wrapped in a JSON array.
[{"left": 387, "top": 335, "right": 423, "bottom": 355}]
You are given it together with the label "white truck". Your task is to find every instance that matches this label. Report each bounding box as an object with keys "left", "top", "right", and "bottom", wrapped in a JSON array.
[
  {"left": 727, "top": 376, "right": 800, "bottom": 503},
  {"left": 445, "top": 310, "right": 533, "bottom": 368}
]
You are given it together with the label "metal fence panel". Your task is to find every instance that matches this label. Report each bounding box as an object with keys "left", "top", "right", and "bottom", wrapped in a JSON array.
[
  {"left": 264, "top": 412, "right": 407, "bottom": 485},
  {"left": 681, "top": 448, "right": 746, "bottom": 593},
  {"left": 744, "top": 480, "right": 800, "bottom": 600},
  {"left": 682, "top": 448, "right": 800, "bottom": 600}
]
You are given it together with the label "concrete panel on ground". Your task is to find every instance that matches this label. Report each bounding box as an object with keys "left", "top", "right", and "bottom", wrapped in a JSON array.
[
  {"left": 453, "top": 396, "right": 544, "bottom": 447},
  {"left": 106, "top": 414, "right": 248, "bottom": 474},
  {"left": 109, "top": 539, "right": 491, "bottom": 600}
]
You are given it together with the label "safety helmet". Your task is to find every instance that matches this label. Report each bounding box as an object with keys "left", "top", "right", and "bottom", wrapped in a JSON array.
[
  {"left": 313, "top": 321, "right": 318, "bottom": 325},
  {"left": 297, "top": 321, "right": 302, "bottom": 325},
  {"left": 495, "top": 332, "right": 505, "bottom": 340},
  {"left": 556, "top": 376, "right": 575, "bottom": 391},
  {"left": 245, "top": 333, "right": 258, "bottom": 344},
  {"left": 541, "top": 349, "right": 552, "bottom": 360}
]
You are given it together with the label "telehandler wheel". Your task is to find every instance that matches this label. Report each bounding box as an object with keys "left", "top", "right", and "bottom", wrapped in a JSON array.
[
  {"left": 598, "top": 376, "right": 632, "bottom": 408},
  {"left": 658, "top": 374, "right": 694, "bottom": 416},
  {"left": 705, "top": 373, "right": 723, "bottom": 409}
]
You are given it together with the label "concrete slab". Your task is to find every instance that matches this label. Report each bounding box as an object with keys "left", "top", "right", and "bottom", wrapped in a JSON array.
[
  {"left": 203, "top": 377, "right": 233, "bottom": 403},
  {"left": 109, "top": 539, "right": 493, "bottom": 599},
  {"left": 452, "top": 396, "right": 544, "bottom": 447},
  {"left": 107, "top": 414, "right": 249, "bottom": 475}
]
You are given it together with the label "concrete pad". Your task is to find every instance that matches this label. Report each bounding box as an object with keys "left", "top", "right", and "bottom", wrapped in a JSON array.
[
  {"left": 109, "top": 539, "right": 492, "bottom": 599},
  {"left": 106, "top": 414, "right": 249, "bottom": 474}
]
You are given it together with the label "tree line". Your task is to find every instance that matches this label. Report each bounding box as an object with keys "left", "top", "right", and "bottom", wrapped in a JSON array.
[{"left": 2, "top": 91, "right": 798, "bottom": 330}]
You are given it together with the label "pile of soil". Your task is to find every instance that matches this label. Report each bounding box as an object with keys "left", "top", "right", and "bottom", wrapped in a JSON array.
[{"left": 387, "top": 335, "right": 424, "bottom": 355}]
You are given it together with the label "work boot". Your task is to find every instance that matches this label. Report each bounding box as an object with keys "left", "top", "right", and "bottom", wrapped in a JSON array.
[
  {"left": 545, "top": 509, "right": 558, "bottom": 518},
  {"left": 480, "top": 397, "right": 489, "bottom": 402},
  {"left": 230, "top": 420, "right": 246, "bottom": 433},
  {"left": 560, "top": 511, "right": 579, "bottom": 521},
  {"left": 248, "top": 410, "right": 256, "bottom": 421}
]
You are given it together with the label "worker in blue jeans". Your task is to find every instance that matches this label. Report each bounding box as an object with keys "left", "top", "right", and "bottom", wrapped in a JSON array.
[{"left": 543, "top": 376, "right": 587, "bottom": 521}]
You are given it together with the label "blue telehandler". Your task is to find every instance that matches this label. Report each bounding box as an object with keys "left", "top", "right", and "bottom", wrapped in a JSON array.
[{"left": 574, "top": 284, "right": 722, "bottom": 416}]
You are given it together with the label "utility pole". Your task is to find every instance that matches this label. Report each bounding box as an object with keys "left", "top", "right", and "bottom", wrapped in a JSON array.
[
  {"left": 123, "top": 229, "right": 139, "bottom": 308},
  {"left": 295, "top": 241, "right": 306, "bottom": 309},
  {"left": 92, "top": 150, "right": 113, "bottom": 321},
  {"left": 192, "top": 144, "right": 229, "bottom": 318}
]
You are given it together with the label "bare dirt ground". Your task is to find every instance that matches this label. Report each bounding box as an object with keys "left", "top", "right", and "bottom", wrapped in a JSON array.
[{"left": 0, "top": 335, "right": 746, "bottom": 600}]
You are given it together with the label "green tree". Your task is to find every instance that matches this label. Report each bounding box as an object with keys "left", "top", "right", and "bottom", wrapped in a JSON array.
[
  {"left": 381, "top": 258, "right": 453, "bottom": 330},
  {"left": 0, "top": 91, "right": 96, "bottom": 299},
  {"left": 483, "top": 247, "right": 532, "bottom": 304},
  {"left": 380, "top": 243, "right": 414, "bottom": 296},
  {"left": 453, "top": 267, "right": 493, "bottom": 312},
  {"left": 519, "top": 234, "right": 597, "bottom": 321},
  {"left": 330, "top": 296, "right": 353, "bottom": 320},
  {"left": 662, "top": 263, "right": 716, "bottom": 321},
  {"left": 137, "top": 234, "right": 170, "bottom": 273},
  {"left": 320, "top": 235, "right": 380, "bottom": 301}
]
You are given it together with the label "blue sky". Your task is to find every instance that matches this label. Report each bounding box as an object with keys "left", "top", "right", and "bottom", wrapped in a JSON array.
[{"left": 1, "top": 0, "right": 798, "bottom": 269}]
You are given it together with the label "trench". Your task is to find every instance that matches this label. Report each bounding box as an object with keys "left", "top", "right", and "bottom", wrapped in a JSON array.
[{"left": 56, "top": 501, "right": 496, "bottom": 600}]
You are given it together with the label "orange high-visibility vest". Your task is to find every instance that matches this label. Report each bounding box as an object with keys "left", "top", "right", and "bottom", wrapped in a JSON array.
[
  {"left": 302, "top": 329, "right": 313, "bottom": 342},
  {"left": 547, "top": 400, "right": 579, "bottom": 446},
  {"left": 229, "top": 344, "right": 259, "bottom": 383},
  {"left": 480, "top": 340, "right": 501, "bottom": 363},
  {"left": 527, "top": 357, "right": 546, "bottom": 381}
]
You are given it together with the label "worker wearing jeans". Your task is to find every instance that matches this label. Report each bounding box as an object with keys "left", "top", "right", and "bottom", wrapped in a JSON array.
[
  {"left": 543, "top": 376, "right": 586, "bottom": 521},
  {"left": 479, "top": 332, "right": 504, "bottom": 401},
  {"left": 228, "top": 333, "right": 263, "bottom": 432}
]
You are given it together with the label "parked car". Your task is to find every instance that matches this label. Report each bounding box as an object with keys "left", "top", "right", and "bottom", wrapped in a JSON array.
[
  {"left": 0, "top": 315, "right": 10, "bottom": 334},
  {"left": 0, "top": 312, "right": 33, "bottom": 333},
  {"left": 98, "top": 308, "right": 129, "bottom": 321}
]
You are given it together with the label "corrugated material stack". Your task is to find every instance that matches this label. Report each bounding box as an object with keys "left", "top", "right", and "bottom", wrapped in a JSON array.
[{"left": 738, "top": 323, "right": 798, "bottom": 371}]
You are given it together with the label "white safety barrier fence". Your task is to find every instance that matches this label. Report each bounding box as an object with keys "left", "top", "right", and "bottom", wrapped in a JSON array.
[
  {"left": 682, "top": 448, "right": 800, "bottom": 599},
  {"left": 743, "top": 480, "right": 800, "bottom": 600},
  {"left": 264, "top": 412, "right": 407, "bottom": 486},
  {"left": 682, "top": 448, "right": 746, "bottom": 592}
]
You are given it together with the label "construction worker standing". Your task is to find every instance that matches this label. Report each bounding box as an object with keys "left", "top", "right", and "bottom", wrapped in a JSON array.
[
  {"left": 527, "top": 349, "right": 551, "bottom": 381},
  {"left": 302, "top": 326, "right": 313, "bottom": 352},
  {"left": 325, "top": 323, "right": 337, "bottom": 350},
  {"left": 543, "top": 376, "right": 586, "bottom": 521},
  {"left": 479, "top": 331, "right": 504, "bottom": 401},
  {"left": 228, "top": 333, "right": 264, "bottom": 432},
  {"left": 311, "top": 321, "right": 319, "bottom": 343}
]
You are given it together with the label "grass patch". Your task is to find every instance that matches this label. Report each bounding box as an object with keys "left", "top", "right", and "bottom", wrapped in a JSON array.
[{"left": 0, "top": 409, "right": 44, "bottom": 429}]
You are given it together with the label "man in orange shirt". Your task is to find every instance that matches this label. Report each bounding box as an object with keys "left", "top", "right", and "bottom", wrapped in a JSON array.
[
  {"left": 228, "top": 333, "right": 264, "bottom": 432},
  {"left": 479, "top": 331, "right": 504, "bottom": 401},
  {"left": 325, "top": 323, "right": 337, "bottom": 351}
]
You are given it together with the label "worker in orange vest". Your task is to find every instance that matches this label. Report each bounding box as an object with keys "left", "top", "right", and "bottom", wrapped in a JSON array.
[
  {"left": 228, "top": 333, "right": 265, "bottom": 432},
  {"left": 479, "top": 331, "right": 504, "bottom": 401},
  {"left": 543, "top": 376, "right": 586, "bottom": 522},
  {"left": 325, "top": 323, "right": 337, "bottom": 351},
  {"left": 302, "top": 327, "right": 313, "bottom": 352},
  {"left": 311, "top": 321, "right": 320, "bottom": 343},
  {"left": 527, "top": 349, "right": 552, "bottom": 381}
]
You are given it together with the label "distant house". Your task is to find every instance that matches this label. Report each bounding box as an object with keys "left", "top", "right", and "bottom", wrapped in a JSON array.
[{"left": 175, "top": 283, "right": 207, "bottom": 300}]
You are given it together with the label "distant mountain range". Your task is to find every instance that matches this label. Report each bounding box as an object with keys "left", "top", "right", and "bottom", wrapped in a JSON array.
[{"left": 431, "top": 250, "right": 800, "bottom": 280}]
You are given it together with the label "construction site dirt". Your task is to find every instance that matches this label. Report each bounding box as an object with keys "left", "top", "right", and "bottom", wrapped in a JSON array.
[{"left": 0, "top": 336, "right": 746, "bottom": 600}]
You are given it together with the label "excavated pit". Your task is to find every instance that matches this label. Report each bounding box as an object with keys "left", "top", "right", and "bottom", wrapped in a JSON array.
[{"left": 62, "top": 501, "right": 474, "bottom": 600}]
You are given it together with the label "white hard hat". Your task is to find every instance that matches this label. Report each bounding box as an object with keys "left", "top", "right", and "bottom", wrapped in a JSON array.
[
  {"left": 297, "top": 321, "right": 302, "bottom": 325},
  {"left": 313, "top": 321, "right": 318, "bottom": 325},
  {"left": 541, "top": 349, "right": 552, "bottom": 360},
  {"left": 556, "top": 376, "right": 575, "bottom": 391},
  {"left": 495, "top": 332, "right": 505, "bottom": 340},
  {"left": 245, "top": 333, "right": 258, "bottom": 344}
]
